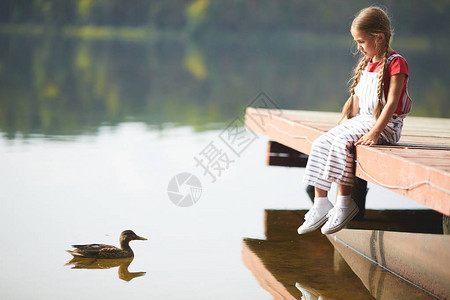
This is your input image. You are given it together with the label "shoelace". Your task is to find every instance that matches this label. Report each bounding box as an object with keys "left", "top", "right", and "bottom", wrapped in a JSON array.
[
  {"left": 304, "top": 209, "right": 315, "bottom": 221},
  {"left": 326, "top": 207, "right": 343, "bottom": 224}
]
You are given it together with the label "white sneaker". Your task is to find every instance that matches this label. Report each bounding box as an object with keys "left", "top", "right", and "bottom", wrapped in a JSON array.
[
  {"left": 321, "top": 202, "right": 359, "bottom": 235},
  {"left": 297, "top": 201, "right": 333, "bottom": 235}
]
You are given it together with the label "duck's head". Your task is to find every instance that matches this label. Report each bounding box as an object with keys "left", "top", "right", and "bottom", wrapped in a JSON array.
[{"left": 120, "top": 230, "right": 147, "bottom": 244}]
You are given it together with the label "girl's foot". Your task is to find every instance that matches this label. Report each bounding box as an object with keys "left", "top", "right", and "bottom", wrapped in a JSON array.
[
  {"left": 321, "top": 200, "right": 359, "bottom": 234},
  {"left": 297, "top": 198, "right": 333, "bottom": 234}
]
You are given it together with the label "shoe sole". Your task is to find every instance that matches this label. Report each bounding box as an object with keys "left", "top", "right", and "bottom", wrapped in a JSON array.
[
  {"left": 321, "top": 206, "right": 359, "bottom": 235},
  {"left": 297, "top": 215, "right": 328, "bottom": 235}
]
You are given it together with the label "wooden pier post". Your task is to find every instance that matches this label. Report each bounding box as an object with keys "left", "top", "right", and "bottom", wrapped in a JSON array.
[
  {"left": 444, "top": 215, "right": 450, "bottom": 235},
  {"left": 351, "top": 178, "right": 367, "bottom": 220}
]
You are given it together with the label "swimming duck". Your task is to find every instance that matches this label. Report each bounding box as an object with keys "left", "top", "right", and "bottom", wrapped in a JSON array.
[{"left": 67, "top": 230, "right": 147, "bottom": 259}]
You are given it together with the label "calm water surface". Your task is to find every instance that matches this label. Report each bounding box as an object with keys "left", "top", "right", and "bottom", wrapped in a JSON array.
[
  {"left": 0, "top": 123, "right": 426, "bottom": 299},
  {"left": 0, "top": 33, "right": 430, "bottom": 299}
]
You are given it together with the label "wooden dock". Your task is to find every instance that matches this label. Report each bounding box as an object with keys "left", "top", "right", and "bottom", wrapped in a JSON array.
[{"left": 245, "top": 108, "right": 450, "bottom": 216}]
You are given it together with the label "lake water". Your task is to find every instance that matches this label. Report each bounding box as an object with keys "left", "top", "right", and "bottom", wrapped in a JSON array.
[
  {"left": 0, "top": 123, "right": 428, "bottom": 299},
  {"left": 0, "top": 33, "right": 435, "bottom": 299}
]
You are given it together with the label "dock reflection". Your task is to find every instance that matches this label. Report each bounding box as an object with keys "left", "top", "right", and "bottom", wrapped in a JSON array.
[
  {"left": 243, "top": 210, "right": 439, "bottom": 299},
  {"left": 65, "top": 257, "right": 146, "bottom": 281}
]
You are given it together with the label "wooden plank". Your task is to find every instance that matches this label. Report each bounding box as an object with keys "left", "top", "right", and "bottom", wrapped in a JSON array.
[
  {"left": 245, "top": 108, "right": 333, "bottom": 155},
  {"left": 328, "top": 232, "right": 439, "bottom": 300},
  {"left": 355, "top": 145, "right": 450, "bottom": 216},
  {"left": 328, "top": 229, "right": 450, "bottom": 299},
  {"left": 245, "top": 107, "right": 450, "bottom": 215},
  {"left": 242, "top": 241, "right": 298, "bottom": 300},
  {"left": 266, "top": 141, "right": 308, "bottom": 167}
]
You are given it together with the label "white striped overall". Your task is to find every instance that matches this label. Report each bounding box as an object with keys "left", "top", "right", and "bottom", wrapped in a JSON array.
[{"left": 303, "top": 55, "right": 406, "bottom": 191}]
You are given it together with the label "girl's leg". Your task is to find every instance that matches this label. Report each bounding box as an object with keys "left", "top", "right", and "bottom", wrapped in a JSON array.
[
  {"left": 320, "top": 117, "right": 373, "bottom": 185},
  {"left": 337, "top": 184, "right": 352, "bottom": 196},
  {"left": 300, "top": 117, "right": 371, "bottom": 235},
  {"left": 315, "top": 186, "right": 328, "bottom": 198}
]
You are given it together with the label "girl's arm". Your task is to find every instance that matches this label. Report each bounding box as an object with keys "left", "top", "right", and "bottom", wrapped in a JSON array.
[{"left": 354, "top": 73, "right": 406, "bottom": 146}]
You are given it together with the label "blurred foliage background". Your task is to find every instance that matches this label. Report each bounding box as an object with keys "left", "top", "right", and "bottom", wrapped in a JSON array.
[{"left": 0, "top": 0, "right": 448, "bottom": 138}]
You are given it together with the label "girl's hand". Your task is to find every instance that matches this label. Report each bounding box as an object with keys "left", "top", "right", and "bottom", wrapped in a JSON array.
[{"left": 354, "top": 131, "right": 380, "bottom": 146}]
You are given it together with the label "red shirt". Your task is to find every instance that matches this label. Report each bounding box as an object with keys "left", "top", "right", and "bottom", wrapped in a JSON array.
[{"left": 366, "top": 51, "right": 410, "bottom": 115}]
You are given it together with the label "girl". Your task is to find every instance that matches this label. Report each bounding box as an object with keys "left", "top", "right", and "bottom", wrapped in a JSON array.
[{"left": 298, "top": 6, "right": 412, "bottom": 235}]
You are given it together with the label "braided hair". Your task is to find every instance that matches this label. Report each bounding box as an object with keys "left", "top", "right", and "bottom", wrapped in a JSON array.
[
  {"left": 339, "top": 56, "right": 370, "bottom": 123},
  {"left": 373, "top": 42, "right": 391, "bottom": 120}
]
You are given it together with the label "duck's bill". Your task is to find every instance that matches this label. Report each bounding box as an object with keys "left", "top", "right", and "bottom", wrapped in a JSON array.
[{"left": 135, "top": 235, "right": 147, "bottom": 240}]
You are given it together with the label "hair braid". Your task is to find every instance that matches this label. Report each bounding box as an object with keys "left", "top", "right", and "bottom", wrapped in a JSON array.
[
  {"left": 350, "top": 56, "right": 371, "bottom": 95},
  {"left": 373, "top": 42, "right": 390, "bottom": 120},
  {"left": 338, "top": 56, "right": 370, "bottom": 124}
]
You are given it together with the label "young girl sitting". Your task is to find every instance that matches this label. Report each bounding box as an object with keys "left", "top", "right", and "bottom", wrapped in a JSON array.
[{"left": 298, "top": 6, "right": 412, "bottom": 235}]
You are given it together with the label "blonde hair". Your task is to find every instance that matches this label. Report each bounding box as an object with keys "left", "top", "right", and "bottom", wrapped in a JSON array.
[{"left": 339, "top": 7, "right": 393, "bottom": 123}]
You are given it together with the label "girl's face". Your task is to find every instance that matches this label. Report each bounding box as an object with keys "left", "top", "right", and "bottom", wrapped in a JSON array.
[{"left": 351, "top": 29, "right": 380, "bottom": 59}]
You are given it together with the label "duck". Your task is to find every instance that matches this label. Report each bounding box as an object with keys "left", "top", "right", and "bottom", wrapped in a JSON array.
[{"left": 67, "top": 230, "right": 147, "bottom": 259}]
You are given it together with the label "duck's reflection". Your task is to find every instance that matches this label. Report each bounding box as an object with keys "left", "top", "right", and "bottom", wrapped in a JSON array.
[{"left": 65, "top": 257, "right": 146, "bottom": 281}]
